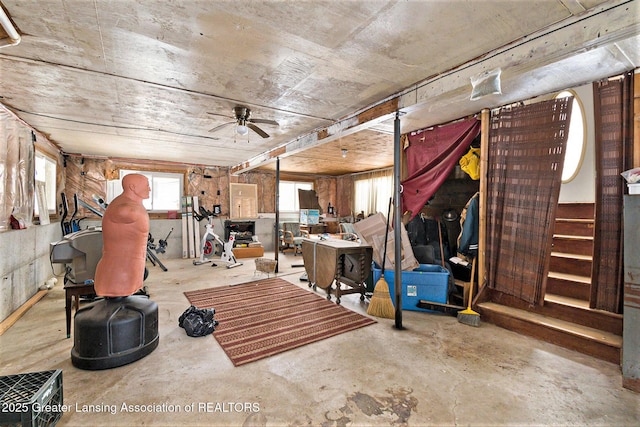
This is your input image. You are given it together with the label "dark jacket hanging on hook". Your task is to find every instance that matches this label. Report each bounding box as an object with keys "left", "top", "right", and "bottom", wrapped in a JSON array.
[{"left": 458, "top": 192, "right": 479, "bottom": 258}]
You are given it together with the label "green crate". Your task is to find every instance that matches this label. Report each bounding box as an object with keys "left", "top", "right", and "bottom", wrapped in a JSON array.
[{"left": 0, "top": 370, "right": 63, "bottom": 427}]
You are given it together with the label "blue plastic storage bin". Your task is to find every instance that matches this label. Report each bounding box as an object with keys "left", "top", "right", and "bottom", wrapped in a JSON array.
[{"left": 372, "top": 263, "right": 449, "bottom": 312}]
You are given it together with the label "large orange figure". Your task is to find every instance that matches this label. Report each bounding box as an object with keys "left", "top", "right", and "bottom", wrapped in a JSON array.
[{"left": 94, "top": 174, "right": 150, "bottom": 297}]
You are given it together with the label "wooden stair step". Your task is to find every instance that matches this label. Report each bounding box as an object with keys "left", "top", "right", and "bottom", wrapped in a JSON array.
[
  {"left": 550, "top": 251, "right": 592, "bottom": 261},
  {"left": 549, "top": 252, "right": 592, "bottom": 277},
  {"left": 552, "top": 234, "right": 593, "bottom": 256},
  {"left": 478, "top": 302, "right": 621, "bottom": 345},
  {"left": 556, "top": 203, "right": 594, "bottom": 219},
  {"left": 477, "top": 302, "right": 621, "bottom": 364},
  {"left": 547, "top": 271, "right": 590, "bottom": 284},
  {"left": 553, "top": 234, "right": 593, "bottom": 241},
  {"left": 546, "top": 272, "right": 591, "bottom": 301},
  {"left": 553, "top": 220, "right": 594, "bottom": 237},
  {"left": 544, "top": 293, "right": 589, "bottom": 308},
  {"left": 543, "top": 293, "right": 623, "bottom": 335}
]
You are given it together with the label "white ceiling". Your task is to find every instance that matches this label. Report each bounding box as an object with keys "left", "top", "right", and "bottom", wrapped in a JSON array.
[{"left": 0, "top": 0, "right": 638, "bottom": 176}]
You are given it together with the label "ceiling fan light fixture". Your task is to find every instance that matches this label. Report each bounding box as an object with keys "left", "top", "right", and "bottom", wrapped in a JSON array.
[
  {"left": 208, "top": 106, "right": 277, "bottom": 139},
  {"left": 236, "top": 124, "right": 249, "bottom": 136}
]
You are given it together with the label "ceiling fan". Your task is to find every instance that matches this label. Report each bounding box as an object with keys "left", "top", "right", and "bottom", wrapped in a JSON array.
[{"left": 207, "top": 106, "right": 279, "bottom": 138}]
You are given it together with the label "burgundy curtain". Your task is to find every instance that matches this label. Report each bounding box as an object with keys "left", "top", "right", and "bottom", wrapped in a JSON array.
[
  {"left": 401, "top": 117, "right": 480, "bottom": 218},
  {"left": 591, "top": 72, "right": 634, "bottom": 313},
  {"left": 486, "top": 98, "right": 572, "bottom": 305}
]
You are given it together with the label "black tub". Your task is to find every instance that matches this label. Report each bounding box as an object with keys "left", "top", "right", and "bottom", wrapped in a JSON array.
[{"left": 71, "top": 295, "right": 159, "bottom": 370}]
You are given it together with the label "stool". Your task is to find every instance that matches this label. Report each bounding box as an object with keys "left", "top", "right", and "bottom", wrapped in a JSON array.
[{"left": 64, "top": 282, "right": 96, "bottom": 338}]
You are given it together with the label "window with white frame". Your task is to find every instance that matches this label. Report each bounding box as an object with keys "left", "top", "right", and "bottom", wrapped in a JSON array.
[
  {"left": 278, "top": 181, "right": 313, "bottom": 216},
  {"left": 354, "top": 169, "right": 393, "bottom": 217},
  {"left": 108, "top": 170, "right": 183, "bottom": 212},
  {"left": 34, "top": 151, "right": 57, "bottom": 217}
]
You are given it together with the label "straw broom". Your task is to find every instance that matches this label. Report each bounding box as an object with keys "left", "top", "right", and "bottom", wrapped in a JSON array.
[{"left": 367, "top": 198, "right": 395, "bottom": 319}]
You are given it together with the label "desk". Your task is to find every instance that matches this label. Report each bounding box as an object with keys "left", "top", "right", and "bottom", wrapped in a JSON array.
[
  {"left": 302, "top": 238, "right": 372, "bottom": 304},
  {"left": 64, "top": 282, "right": 96, "bottom": 338},
  {"left": 300, "top": 224, "right": 326, "bottom": 234}
]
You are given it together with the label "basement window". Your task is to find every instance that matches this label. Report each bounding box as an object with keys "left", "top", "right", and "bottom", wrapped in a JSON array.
[
  {"left": 34, "top": 151, "right": 57, "bottom": 219},
  {"left": 109, "top": 170, "right": 183, "bottom": 212},
  {"left": 278, "top": 181, "right": 313, "bottom": 219},
  {"left": 354, "top": 170, "right": 393, "bottom": 217},
  {"left": 555, "top": 90, "right": 586, "bottom": 183}
]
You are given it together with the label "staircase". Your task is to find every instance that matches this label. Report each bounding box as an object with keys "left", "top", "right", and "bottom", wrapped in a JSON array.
[
  {"left": 547, "top": 203, "right": 594, "bottom": 300},
  {"left": 477, "top": 203, "right": 623, "bottom": 364}
]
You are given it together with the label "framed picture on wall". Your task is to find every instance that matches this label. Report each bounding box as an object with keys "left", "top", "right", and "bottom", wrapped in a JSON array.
[{"left": 230, "top": 183, "right": 257, "bottom": 218}]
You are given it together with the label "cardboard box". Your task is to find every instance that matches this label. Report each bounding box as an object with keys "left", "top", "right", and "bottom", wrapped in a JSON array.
[
  {"left": 372, "top": 263, "right": 449, "bottom": 312},
  {"left": 233, "top": 246, "right": 264, "bottom": 258},
  {"left": 353, "top": 212, "right": 419, "bottom": 270}
]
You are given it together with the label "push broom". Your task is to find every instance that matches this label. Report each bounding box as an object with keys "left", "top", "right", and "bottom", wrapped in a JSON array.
[
  {"left": 367, "top": 198, "right": 395, "bottom": 319},
  {"left": 415, "top": 217, "right": 466, "bottom": 316},
  {"left": 457, "top": 256, "right": 481, "bottom": 327}
]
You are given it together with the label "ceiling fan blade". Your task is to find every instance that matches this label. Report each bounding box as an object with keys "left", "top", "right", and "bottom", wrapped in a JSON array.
[
  {"left": 249, "top": 118, "right": 279, "bottom": 126},
  {"left": 247, "top": 123, "right": 270, "bottom": 138},
  {"left": 208, "top": 121, "right": 235, "bottom": 133},
  {"left": 206, "top": 111, "right": 232, "bottom": 118}
]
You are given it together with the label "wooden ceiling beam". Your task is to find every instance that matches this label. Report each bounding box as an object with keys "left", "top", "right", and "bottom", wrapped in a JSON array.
[{"left": 230, "top": 98, "right": 399, "bottom": 175}]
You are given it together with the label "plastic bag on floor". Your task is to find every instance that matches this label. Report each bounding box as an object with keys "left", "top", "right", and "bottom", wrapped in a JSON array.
[{"left": 179, "top": 305, "right": 219, "bottom": 337}]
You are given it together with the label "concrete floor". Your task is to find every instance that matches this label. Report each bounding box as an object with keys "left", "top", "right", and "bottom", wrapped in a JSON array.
[{"left": 1, "top": 252, "right": 639, "bottom": 427}]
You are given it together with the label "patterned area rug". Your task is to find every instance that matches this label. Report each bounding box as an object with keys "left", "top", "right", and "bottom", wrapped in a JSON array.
[{"left": 184, "top": 277, "right": 376, "bottom": 366}]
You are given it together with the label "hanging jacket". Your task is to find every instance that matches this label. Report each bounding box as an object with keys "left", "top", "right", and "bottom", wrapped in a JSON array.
[{"left": 458, "top": 192, "right": 479, "bottom": 256}]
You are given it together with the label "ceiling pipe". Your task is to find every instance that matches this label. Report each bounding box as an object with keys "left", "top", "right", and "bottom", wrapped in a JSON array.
[{"left": 0, "top": 5, "right": 20, "bottom": 48}]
